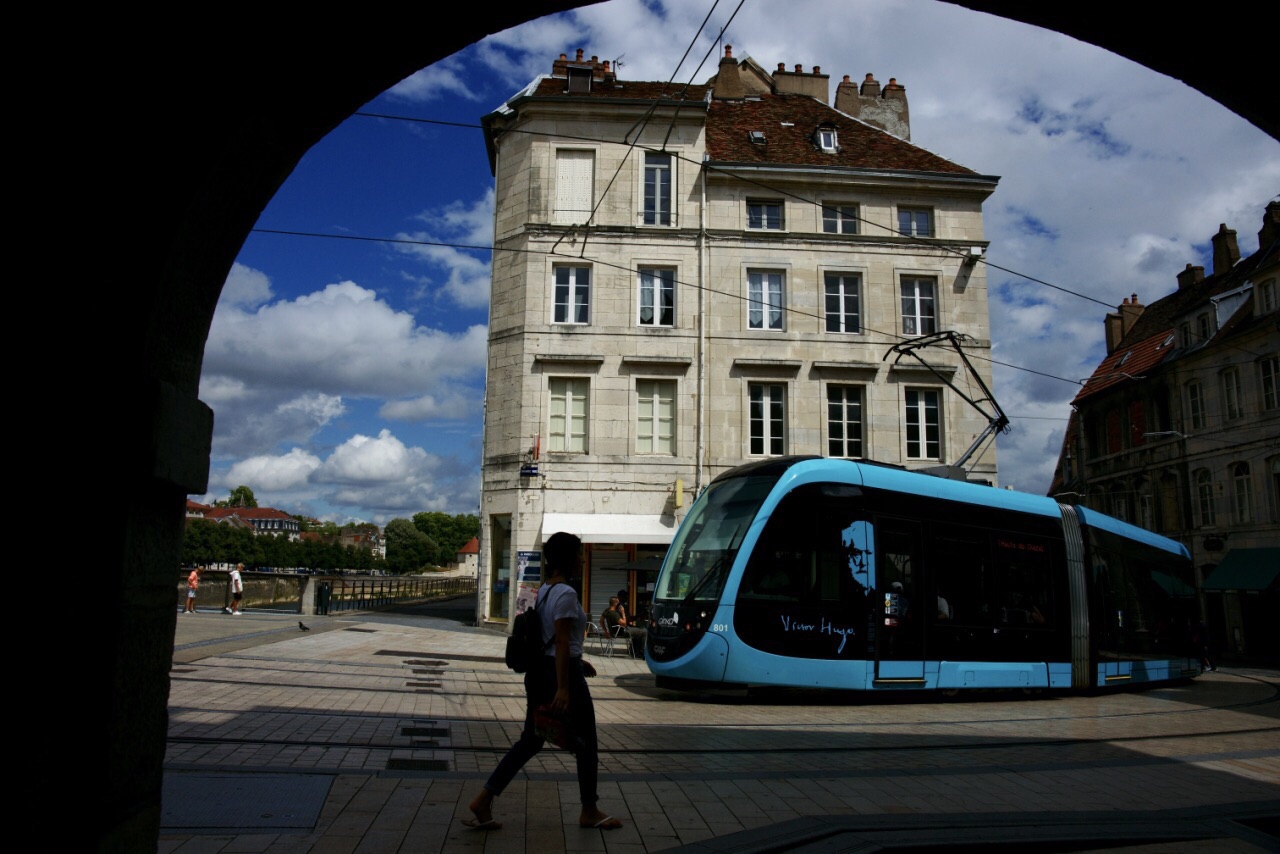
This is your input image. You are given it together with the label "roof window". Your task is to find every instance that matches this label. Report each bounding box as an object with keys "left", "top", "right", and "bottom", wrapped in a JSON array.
[
  {"left": 748, "top": 131, "right": 766, "bottom": 144},
  {"left": 816, "top": 125, "right": 838, "bottom": 152}
]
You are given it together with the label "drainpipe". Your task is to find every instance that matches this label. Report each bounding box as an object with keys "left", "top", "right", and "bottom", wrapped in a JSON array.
[{"left": 696, "top": 153, "right": 708, "bottom": 497}]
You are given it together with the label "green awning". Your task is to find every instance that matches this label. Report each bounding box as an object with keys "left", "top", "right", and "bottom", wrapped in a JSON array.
[{"left": 1202, "top": 548, "right": 1280, "bottom": 592}]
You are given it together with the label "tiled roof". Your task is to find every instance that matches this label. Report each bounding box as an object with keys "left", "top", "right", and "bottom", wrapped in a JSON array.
[
  {"left": 705, "top": 94, "right": 975, "bottom": 174},
  {"left": 530, "top": 77, "right": 709, "bottom": 102},
  {"left": 1073, "top": 329, "right": 1178, "bottom": 404},
  {"left": 204, "top": 506, "right": 295, "bottom": 521},
  {"left": 457, "top": 536, "right": 480, "bottom": 555}
]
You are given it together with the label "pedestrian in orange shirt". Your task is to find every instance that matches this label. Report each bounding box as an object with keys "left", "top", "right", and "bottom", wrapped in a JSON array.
[{"left": 184, "top": 567, "right": 202, "bottom": 613}]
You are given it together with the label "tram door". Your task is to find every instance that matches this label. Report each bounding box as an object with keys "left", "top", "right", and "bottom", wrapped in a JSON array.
[{"left": 875, "top": 518, "right": 926, "bottom": 682}]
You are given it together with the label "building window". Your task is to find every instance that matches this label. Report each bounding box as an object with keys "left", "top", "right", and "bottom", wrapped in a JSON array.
[
  {"left": 749, "top": 383, "right": 786, "bottom": 456},
  {"left": 827, "top": 385, "right": 864, "bottom": 458},
  {"left": 638, "top": 268, "right": 675, "bottom": 327},
  {"left": 822, "top": 203, "right": 858, "bottom": 234},
  {"left": 824, "top": 273, "right": 861, "bottom": 333},
  {"left": 549, "top": 378, "right": 588, "bottom": 452},
  {"left": 642, "top": 153, "right": 672, "bottom": 226},
  {"left": 747, "top": 200, "right": 784, "bottom": 230},
  {"left": 901, "top": 277, "right": 937, "bottom": 336},
  {"left": 1222, "top": 368, "right": 1242, "bottom": 420},
  {"left": 1179, "top": 321, "right": 1193, "bottom": 348},
  {"left": 1232, "top": 462, "right": 1253, "bottom": 524},
  {"left": 1261, "top": 356, "right": 1278, "bottom": 411},
  {"left": 637, "top": 380, "right": 676, "bottom": 455},
  {"left": 1187, "top": 381, "right": 1205, "bottom": 430},
  {"left": 553, "top": 265, "right": 591, "bottom": 324},
  {"left": 905, "top": 388, "right": 941, "bottom": 460},
  {"left": 1260, "top": 279, "right": 1277, "bottom": 314},
  {"left": 748, "top": 271, "right": 785, "bottom": 331},
  {"left": 816, "top": 126, "right": 838, "bottom": 151},
  {"left": 1195, "top": 469, "right": 1216, "bottom": 527},
  {"left": 554, "top": 149, "right": 594, "bottom": 225},
  {"left": 898, "top": 207, "right": 933, "bottom": 237},
  {"left": 1196, "top": 312, "right": 1212, "bottom": 344}
]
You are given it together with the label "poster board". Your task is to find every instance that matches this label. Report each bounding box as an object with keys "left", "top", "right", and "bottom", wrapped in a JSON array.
[{"left": 514, "top": 550, "right": 542, "bottom": 616}]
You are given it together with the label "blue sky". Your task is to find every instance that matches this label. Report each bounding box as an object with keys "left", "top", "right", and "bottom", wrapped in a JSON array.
[{"left": 195, "top": 0, "right": 1279, "bottom": 525}]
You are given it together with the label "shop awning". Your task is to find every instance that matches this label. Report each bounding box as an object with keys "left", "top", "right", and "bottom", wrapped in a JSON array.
[
  {"left": 541, "top": 513, "right": 678, "bottom": 544},
  {"left": 1201, "top": 548, "right": 1280, "bottom": 592}
]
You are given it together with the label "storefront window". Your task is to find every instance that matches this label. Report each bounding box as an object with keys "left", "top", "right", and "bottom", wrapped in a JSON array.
[{"left": 489, "top": 515, "right": 511, "bottom": 620}]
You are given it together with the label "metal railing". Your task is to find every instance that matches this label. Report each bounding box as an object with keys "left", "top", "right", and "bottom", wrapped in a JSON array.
[{"left": 318, "top": 575, "right": 476, "bottom": 614}]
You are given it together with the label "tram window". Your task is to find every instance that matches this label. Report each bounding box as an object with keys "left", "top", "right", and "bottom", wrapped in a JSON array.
[
  {"left": 933, "top": 531, "right": 991, "bottom": 625},
  {"left": 1087, "top": 527, "right": 1195, "bottom": 658},
  {"left": 735, "top": 485, "right": 874, "bottom": 658},
  {"left": 993, "top": 535, "right": 1054, "bottom": 627}
]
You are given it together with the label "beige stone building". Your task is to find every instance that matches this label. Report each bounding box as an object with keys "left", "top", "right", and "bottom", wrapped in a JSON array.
[
  {"left": 1052, "top": 202, "right": 1280, "bottom": 662},
  {"left": 478, "top": 48, "right": 1000, "bottom": 626}
]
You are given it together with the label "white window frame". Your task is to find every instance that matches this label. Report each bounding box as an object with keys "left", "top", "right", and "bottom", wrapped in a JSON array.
[
  {"left": 1187, "top": 381, "right": 1205, "bottom": 430},
  {"left": 641, "top": 152, "right": 673, "bottom": 226},
  {"left": 636, "top": 379, "right": 676, "bottom": 455},
  {"left": 900, "top": 276, "right": 937, "bottom": 336},
  {"left": 1195, "top": 469, "right": 1216, "bottom": 527},
  {"left": 638, "top": 267, "right": 675, "bottom": 327},
  {"left": 816, "top": 127, "right": 838, "bottom": 152},
  {"left": 824, "top": 272, "right": 862, "bottom": 334},
  {"left": 904, "top": 387, "right": 942, "bottom": 460},
  {"left": 748, "top": 382, "right": 787, "bottom": 456},
  {"left": 827, "top": 384, "right": 864, "bottom": 458},
  {"left": 898, "top": 207, "right": 933, "bottom": 237},
  {"left": 822, "top": 202, "right": 858, "bottom": 235},
  {"left": 1259, "top": 279, "right": 1277, "bottom": 314},
  {"left": 1260, "top": 355, "right": 1278, "bottom": 411},
  {"left": 1222, "top": 368, "right": 1242, "bottom": 420},
  {"left": 748, "top": 270, "right": 785, "bottom": 331},
  {"left": 548, "top": 377, "right": 589, "bottom": 453},
  {"left": 554, "top": 149, "right": 595, "bottom": 225},
  {"left": 553, "top": 265, "right": 591, "bottom": 325},
  {"left": 747, "top": 199, "right": 784, "bottom": 230},
  {"left": 1232, "top": 462, "right": 1253, "bottom": 524}
]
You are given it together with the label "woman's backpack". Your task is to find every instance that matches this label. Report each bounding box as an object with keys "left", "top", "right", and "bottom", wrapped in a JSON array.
[{"left": 505, "top": 583, "right": 556, "bottom": 673}]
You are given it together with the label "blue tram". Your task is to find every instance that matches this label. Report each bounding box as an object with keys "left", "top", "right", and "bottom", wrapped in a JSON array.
[{"left": 645, "top": 457, "right": 1200, "bottom": 692}]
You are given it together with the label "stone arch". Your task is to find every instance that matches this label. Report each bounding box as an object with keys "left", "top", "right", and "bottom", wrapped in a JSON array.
[{"left": 97, "top": 7, "right": 1275, "bottom": 850}]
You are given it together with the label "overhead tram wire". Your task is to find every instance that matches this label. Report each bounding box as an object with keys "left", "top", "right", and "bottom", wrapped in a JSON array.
[
  {"left": 251, "top": 226, "right": 1086, "bottom": 389},
  {"left": 350, "top": 111, "right": 1122, "bottom": 313}
]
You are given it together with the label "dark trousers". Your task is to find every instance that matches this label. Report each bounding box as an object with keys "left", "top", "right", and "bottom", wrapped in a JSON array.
[{"left": 484, "top": 655, "right": 599, "bottom": 806}]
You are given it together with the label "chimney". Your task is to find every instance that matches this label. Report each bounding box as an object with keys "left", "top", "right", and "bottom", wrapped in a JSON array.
[
  {"left": 833, "top": 72, "right": 911, "bottom": 141},
  {"left": 1104, "top": 295, "right": 1145, "bottom": 353},
  {"left": 1259, "top": 200, "right": 1280, "bottom": 248},
  {"left": 1120, "top": 293, "right": 1144, "bottom": 338},
  {"left": 712, "top": 44, "right": 746, "bottom": 100},
  {"left": 772, "top": 59, "right": 830, "bottom": 103},
  {"left": 1176, "top": 263, "right": 1205, "bottom": 290},
  {"left": 1211, "top": 223, "right": 1239, "bottom": 275}
]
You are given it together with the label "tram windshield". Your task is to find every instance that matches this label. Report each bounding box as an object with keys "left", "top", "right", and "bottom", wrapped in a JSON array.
[{"left": 655, "top": 474, "right": 777, "bottom": 604}]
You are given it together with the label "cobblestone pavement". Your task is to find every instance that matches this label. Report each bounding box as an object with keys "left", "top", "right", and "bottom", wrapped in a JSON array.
[{"left": 159, "top": 604, "right": 1280, "bottom": 853}]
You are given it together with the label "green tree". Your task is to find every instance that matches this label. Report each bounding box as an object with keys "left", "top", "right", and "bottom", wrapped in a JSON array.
[
  {"left": 385, "top": 518, "right": 436, "bottom": 573},
  {"left": 215, "top": 485, "right": 258, "bottom": 508},
  {"left": 412, "top": 512, "right": 479, "bottom": 565}
]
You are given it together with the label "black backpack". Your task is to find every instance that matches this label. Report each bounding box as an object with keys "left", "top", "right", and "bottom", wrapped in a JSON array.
[{"left": 505, "top": 582, "right": 557, "bottom": 673}]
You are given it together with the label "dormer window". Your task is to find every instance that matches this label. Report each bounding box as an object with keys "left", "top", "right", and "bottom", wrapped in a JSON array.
[
  {"left": 566, "top": 65, "right": 593, "bottom": 93},
  {"left": 816, "top": 125, "right": 838, "bottom": 152}
]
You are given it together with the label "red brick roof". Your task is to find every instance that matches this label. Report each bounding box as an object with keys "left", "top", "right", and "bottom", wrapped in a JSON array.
[
  {"left": 705, "top": 94, "right": 975, "bottom": 174},
  {"left": 530, "top": 77, "right": 709, "bottom": 102},
  {"left": 1073, "top": 329, "right": 1178, "bottom": 404},
  {"left": 204, "top": 506, "right": 295, "bottom": 521}
]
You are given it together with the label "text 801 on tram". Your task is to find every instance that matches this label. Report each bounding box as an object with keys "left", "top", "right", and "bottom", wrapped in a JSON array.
[{"left": 645, "top": 457, "right": 1199, "bottom": 694}]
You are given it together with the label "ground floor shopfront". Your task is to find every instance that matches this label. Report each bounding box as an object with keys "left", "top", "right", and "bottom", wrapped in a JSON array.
[{"left": 477, "top": 507, "right": 681, "bottom": 630}]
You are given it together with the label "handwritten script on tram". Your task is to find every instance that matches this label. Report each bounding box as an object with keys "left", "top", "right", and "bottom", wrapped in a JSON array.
[
  {"left": 778, "top": 614, "right": 858, "bottom": 654},
  {"left": 996, "top": 538, "right": 1046, "bottom": 552}
]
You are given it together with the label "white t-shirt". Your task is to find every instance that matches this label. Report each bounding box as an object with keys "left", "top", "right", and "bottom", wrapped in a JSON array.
[
  {"left": 230, "top": 569, "right": 243, "bottom": 593},
  {"left": 538, "top": 583, "right": 586, "bottom": 658}
]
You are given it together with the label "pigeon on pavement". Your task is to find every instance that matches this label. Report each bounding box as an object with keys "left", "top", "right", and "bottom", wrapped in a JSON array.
[{"left": 299, "top": 621, "right": 310, "bottom": 631}]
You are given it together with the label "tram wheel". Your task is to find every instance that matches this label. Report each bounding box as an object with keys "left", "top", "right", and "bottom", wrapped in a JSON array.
[{"left": 940, "top": 688, "right": 960, "bottom": 698}]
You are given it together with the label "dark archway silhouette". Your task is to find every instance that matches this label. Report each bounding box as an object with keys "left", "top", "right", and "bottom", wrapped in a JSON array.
[{"left": 96, "top": 6, "right": 1272, "bottom": 850}]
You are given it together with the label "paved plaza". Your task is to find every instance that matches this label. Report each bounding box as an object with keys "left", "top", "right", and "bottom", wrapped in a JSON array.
[{"left": 159, "top": 598, "right": 1279, "bottom": 853}]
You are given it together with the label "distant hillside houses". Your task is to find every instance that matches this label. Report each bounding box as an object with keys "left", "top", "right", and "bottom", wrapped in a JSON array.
[{"left": 185, "top": 500, "right": 302, "bottom": 542}]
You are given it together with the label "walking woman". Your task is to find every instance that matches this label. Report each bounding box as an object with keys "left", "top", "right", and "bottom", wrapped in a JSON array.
[{"left": 464, "top": 532, "right": 623, "bottom": 831}]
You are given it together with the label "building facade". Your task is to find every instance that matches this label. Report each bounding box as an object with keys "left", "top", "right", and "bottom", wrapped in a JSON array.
[
  {"left": 479, "top": 48, "right": 1000, "bottom": 626},
  {"left": 1052, "top": 202, "right": 1280, "bottom": 661}
]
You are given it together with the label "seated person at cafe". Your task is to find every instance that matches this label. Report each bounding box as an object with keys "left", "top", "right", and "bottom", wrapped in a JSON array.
[{"left": 602, "top": 596, "right": 646, "bottom": 656}]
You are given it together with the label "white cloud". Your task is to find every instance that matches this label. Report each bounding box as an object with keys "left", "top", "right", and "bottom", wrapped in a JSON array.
[
  {"left": 380, "top": 391, "right": 477, "bottom": 421},
  {"left": 204, "top": 274, "right": 487, "bottom": 397},
  {"left": 394, "top": 188, "right": 495, "bottom": 308},
  {"left": 316, "top": 429, "right": 432, "bottom": 484},
  {"left": 224, "top": 448, "right": 322, "bottom": 491},
  {"left": 386, "top": 56, "right": 484, "bottom": 102},
  {"left": 220, "top": 262, "right": 274, "bottom": 309}
]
